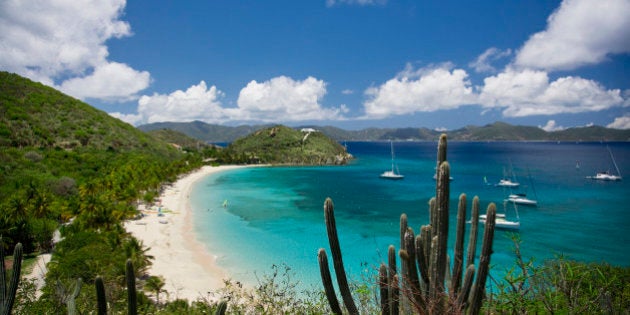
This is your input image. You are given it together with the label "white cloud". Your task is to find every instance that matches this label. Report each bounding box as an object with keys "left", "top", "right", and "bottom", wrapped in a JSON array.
[
  {"left": 122, "top": 76, "right": 347, "bottom": 125},
  {"left": 469, "top": 47, "right": 512, "bottom": 73},
  {"left": 326, "top": 0, "right": 386, "bottom": 7},
  {"left": 607, "top": 115, "right": 630, "bottom": 129},
  {"left": 539, "top": 120, "right": 565, "bottom": 132},
  {"left": 235, "top": 76, "right": 346, "bottom": 121},
  {"left": 58, "top": 62, "right": 150, "bottom": 101},
  {"left": 514, "top": 0, "right": 630, "bottom": 71},
  {"left": 362, "top": 64, "right": 476, "bottom": 118},
  {"left": 342, "top": 89, "right": 354, "bottom": 95},
  {"left": 0, "top": 0, "right": 150, "bottom": 101},
  {"left": 109, "top": 112, "right": 143, "bottom": 126},
  {"left": 479, "top": 68, "right": 624, "bottom": 117},
  {"left": 136, "top": 81, "right": 226, "bottom": 124}
]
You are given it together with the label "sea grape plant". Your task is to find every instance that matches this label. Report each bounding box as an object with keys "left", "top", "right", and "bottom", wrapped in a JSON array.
[{"left": 318, "top": 134, "right": 497, "bottom": 315}]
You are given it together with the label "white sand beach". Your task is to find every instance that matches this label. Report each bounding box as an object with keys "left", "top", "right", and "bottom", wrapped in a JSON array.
[{"left": 124, "top": 165, "right": 247, "bottom": 302}]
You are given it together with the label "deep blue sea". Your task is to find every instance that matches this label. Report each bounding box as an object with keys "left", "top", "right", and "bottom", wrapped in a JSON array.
[{"left": 190, "top": 141, "right": 630, "bottom": 291}]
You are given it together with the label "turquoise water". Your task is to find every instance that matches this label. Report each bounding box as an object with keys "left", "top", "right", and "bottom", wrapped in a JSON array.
[{"left": 191, "top": 141, "right": 630, "bottom": 291}]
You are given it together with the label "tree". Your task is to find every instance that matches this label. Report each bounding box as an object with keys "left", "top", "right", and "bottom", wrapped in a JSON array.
[{"left": 144, "top": 276, "right": 166, "bottom": 305}]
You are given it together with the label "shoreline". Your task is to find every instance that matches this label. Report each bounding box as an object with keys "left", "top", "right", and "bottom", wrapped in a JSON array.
[{"left": 124, "top": 164, "right": 250, "bottom": 302}]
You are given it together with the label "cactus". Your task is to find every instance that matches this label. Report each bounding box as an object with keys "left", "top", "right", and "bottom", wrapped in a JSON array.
[
  {"left": 387, "top": 245, "right": 399, "bottom": 315},
  {"left": 317, "top": 248, "right": 342, "bottom": 315},
  {"left": 318, "top": 134, "right": 496, "bottom": 314},
  {"left": 214, "top": 300, "right": 228, "bottom": 315},
  {"left": 469, "top": 204, "right": 496, "bottom": 315},
  {"left": 1, "top": 241, "right": 22, "bottom": 315},
  {"left": 379, "top": 263, "right": 389, "bottom": 314},
  {"left": 57, "top": 278, "right": 82, "bottom": 315},
  {"left": 126, "top": 259, "right": 137, "bottom": 315},
  {"left": 95, "top": 276, "right": 107, "bottom": 315},
  {"left": 322, "top": 198, "right": 359, "bottom": 314}
]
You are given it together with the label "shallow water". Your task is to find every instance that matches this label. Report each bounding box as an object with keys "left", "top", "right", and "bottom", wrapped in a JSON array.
[{"left": 191, "top": 141, "right": 630, "bottom": 291}]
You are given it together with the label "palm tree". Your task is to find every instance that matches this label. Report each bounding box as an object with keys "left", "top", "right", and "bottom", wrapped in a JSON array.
[{"left": 144, "top": 276, "right": 166, "bottom": 305}]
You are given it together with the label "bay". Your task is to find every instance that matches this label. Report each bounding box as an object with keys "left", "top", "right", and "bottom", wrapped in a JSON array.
[{"left": 190, "top": 141, "right": 630, "bottom": 291}]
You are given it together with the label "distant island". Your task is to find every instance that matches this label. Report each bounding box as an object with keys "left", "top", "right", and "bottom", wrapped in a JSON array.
[{"left": 139, "top": 120, "right": 630, "bottom": 143}]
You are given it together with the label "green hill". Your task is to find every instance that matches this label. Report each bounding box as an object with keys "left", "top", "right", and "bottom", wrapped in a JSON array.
[
  {"left": 0, "top": 71, "right": 175, "bottom": 154},
  {"left": 224, "top": 125, "right": 352, "bottom": 165},
  {"left": 0, "top": 71, "right": 203, "bottom": 251}
]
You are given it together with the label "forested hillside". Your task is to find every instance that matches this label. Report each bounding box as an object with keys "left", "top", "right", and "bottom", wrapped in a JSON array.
[{"left": 0, "top": 72, "right": 212, "bottom": 312}]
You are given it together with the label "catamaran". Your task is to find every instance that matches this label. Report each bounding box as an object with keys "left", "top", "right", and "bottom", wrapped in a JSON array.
[{"left": 380, "top": 141, "right": 404, "bottom": 180}]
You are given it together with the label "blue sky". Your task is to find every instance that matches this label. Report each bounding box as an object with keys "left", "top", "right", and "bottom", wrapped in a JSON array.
[{"left": 1, "top": 0, "right": 629, "bottom": 130}]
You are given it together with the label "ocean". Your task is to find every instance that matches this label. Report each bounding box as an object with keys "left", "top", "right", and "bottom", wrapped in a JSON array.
[{"left": 190, "top": 141, "right": 630, "bottom": 292}]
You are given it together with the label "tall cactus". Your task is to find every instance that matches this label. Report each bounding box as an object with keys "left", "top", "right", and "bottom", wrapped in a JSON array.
[
  {"left": 126, "top": 259, "right": 137, "bottom": 315},
  {"left": 318, "top": 134, "right": 496, "bottom": 314},
  {"left": 95, "top": 276, "right": 107, "bottom": 315},
  {"left": 321, "top": 198, "right": 358, "bottom": 314},
  {"left": 1, "top": 241, "right": 22, "bottom": 315}
]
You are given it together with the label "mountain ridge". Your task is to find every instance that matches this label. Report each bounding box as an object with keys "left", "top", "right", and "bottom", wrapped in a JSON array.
[{"left": 139, "top": 121, "right": 630, "bottom": 142}]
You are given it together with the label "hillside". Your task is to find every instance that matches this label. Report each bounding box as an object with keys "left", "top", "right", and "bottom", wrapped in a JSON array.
[
  {"left": 223, "top": 125, "right": 352, "bottom": 165},
  {"left": 140, "top": 121, "right": 630, "bottom": 142},
  {"left": 0, "top": 71, "right": 175, "bottom": 154}
]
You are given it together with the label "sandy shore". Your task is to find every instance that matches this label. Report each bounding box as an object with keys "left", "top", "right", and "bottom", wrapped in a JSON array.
[{"left": 124, "top": 165, "right": 247, "bottom": 302}]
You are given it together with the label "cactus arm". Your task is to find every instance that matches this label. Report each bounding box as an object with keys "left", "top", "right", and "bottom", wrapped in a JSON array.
[
  {"left": 403, "top": 229, "right": 422, "bottom": 295},
  {"left": 379, "top": 263, "right": 389, "bottom": 315},
  {"left": 388, "top": 245, "right": 399, "bottom": 315},
  {"left": 399, "top": 213, "right": 408, "bottom": 253},
  {"left": 469, "top": 203, "right": 497, "bottom": 315},
  {"left": 317, "top": 248, "right": 342, "bottom": 315},
  {"left": 465, "top": 197, "right": 480, "bottom": 268},
  {"left": 451, "top": 193, "right": 467, "bottom": 297},
  {"left": 1, "top": 243, "right": 22, "bottom": 315},
  {"left": 214, "top": 300, "right": 228, "bottom": 315},
  {"left": 433, "top": 161, "right": 450, "bottom": 298},
  {"left": 66, "top": 278, "right": 83, "bottom": 315},
  {"left": 126, "top": 259, "right": 137, "bottom": 315},
  {"left": 0, "top": 239, "right": 6, "bottom": 313},
  {"left": 456, "top": 264, "right": 475, "bottom": 310},
  {"left": 415, "top": 234, "right": 429, "bottom": 289},
  {"left": 95, "top": 276, "right": 107, "bottom": 315},
  {"left": 323, "top": 198, "right": 358, "bottom": 314}
]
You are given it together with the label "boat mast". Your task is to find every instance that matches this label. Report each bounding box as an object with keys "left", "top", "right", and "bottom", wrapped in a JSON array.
[{"left": 607, "top": 146, "right": 622, "bottom": 177}]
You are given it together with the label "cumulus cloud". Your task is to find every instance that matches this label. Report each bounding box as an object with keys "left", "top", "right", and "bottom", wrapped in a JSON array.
[
  {"left": 514, "top": 0, "right": 630, "bottom": 71},
  {"left": 607, "top": 115, "right": 630, "bottom": 129},
  {"left": 479, "top": 68, "right": 624, "bottom": 117},
  {"left": 122, "top": 76, "right": 347, "bottom": 125},
  {"left": 362, "top": 64, "right": 476, "bottom": 118},
  {"left": 539, "top": 120, "right": 566, "bottom": 132},
  {"left": 59, "top": 62, "right": 150, "bottom": 101},
  {"left": 235, "top": 76, "right": 346, "bottom": 121},
  {"left": 136, "top": 81, "right": 226, "bottom": 124},
  {"left": 469, "top": 47, "right": 512, "bottom": 73},
  {"left": 0, "top": 0, "right": 150, "bottom": 101},
  {"left": 326, "top": 0, "right": 386, "bottom": 7}
]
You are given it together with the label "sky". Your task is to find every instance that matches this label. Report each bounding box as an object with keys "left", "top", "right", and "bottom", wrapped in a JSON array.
[{"left": 1, "top": 0, "right": 629, "bottom": 131}]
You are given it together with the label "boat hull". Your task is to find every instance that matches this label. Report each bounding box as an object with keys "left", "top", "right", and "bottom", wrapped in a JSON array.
[{"left": 380, "top": 171, "right": 404, "bottom": 180}]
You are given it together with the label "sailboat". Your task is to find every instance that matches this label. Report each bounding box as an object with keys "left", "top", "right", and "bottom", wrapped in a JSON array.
[
  {"left": 586, "top": 146, "right": 622, "bottom": 181},
  {"left": 380, "top": 141, "right": 404, "bottom": 180},
  {"left": 479, "top": 201, "right": 520, "bottom": 230},
  {"left": 496, "top": 162, "right": 520, "bottom": 187},
  {"left": 505, "top": 168, "right": 538, "bottom": 206}
]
